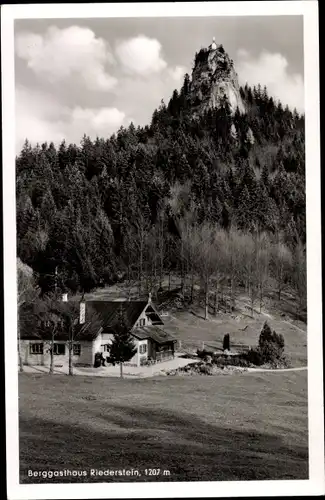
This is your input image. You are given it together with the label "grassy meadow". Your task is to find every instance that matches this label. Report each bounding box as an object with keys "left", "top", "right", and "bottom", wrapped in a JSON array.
[{"left": 19, "top": 370, "right": 308, "bottom": 483}]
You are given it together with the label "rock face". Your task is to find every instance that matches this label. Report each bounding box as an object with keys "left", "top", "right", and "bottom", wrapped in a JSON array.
[{"left": 189, "top": 43, "right": 246, "bottom": 116}]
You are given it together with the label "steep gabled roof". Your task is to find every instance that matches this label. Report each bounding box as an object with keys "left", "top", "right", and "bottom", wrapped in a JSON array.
[
  {"left": 20, "top": 320, "right": 102, "bottom": 342},
  {"left": 20, "top": 299, "right": 166, "bottom": 342},
  {"left": 19, "top": 300, "right": 102, "bottom": 342},
  {"left": 133, "top": 326, "right": 177, "bottom": 344},
  {"left": 132, "top": 329, "right": 151, "bottom": 340},
  {"left": 86, "top": 300, "right": 148, "bottom": 330}
]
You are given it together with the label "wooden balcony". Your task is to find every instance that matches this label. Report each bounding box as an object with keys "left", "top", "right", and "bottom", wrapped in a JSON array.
[{"left": 155, "top": 350, "right": 174, "bottom": 363}]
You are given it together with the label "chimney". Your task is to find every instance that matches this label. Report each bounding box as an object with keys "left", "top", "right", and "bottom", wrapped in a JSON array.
[
  {"left": 80, "top": 301, "right": 86, "bottom": 324},
  {"left": 148, "top": 292, "right": 152, "bottom": 304},
  {"left": 62, "top": 293, "right": 68, "bottom": 302}
]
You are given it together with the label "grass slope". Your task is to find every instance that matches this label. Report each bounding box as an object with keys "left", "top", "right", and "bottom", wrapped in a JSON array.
[
  {"left": 19, "top": 371, "right": 308, "bottom": 483},
  {"left": 84, "top": 282, "right": 307, "bottom": 367},
  {"left": 163, "top": 310, "right": 307, "bottom": 367}
]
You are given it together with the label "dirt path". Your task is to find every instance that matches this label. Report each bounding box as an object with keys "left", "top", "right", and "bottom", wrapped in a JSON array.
[
  {"left": 246, "top": 366, "right": 307, "bottom": 373},
  {"left": 21, "top": 355, "right": 199, "bottom": 378},
  {"left": 282, "top": 320, "right": 306, "bottom": 334}
]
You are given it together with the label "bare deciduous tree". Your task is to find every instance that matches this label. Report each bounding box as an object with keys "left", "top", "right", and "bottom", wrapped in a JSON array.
[
  {"left": 292, "top": 240, "right": 307, "bottom": 319},
  {"left": 128, "top": 211, "right": 151, "bottom": 297},
  {"left": 60, "top": 300, "right": 102, "bottom": 376},
  {"left": 226, "top": 227, "right": 242, "bottom": 312},
  {"left": 236, "top": 233, "right": 258, "bottom": 317},
  {"left": 156, "top": 205, "right": 167, "bottom": 291},
  {"left": 178, "top": 207, "right": 199, "bottom": 303},
  {"left": 211, "top": 228, "right": 228, "bottom": 315},
  {"left": 271, "top": 239, "right": 292, "bottom": 302},
  {"left": 255, "top": 232, "right": 271, "bottom": 313},
  {"left": 183, "top": 223, "right": 218, "bottom": 320},
  {"left": 17, "top": 258, "right": 40, "bottom": 372}
]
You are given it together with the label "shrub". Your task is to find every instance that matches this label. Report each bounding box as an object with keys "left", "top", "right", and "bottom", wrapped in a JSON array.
[
  {"left": 199, "top": 364, "right": 214, "bottom": 375},
  {"left": 197, "top": 348, "right": 214, "bottom": 359},
  {"left": 204, "top": 355, "right": 213, "bottom": 363},
  {"left": 223, "top": 333, "right": 230, "bottom": 351},
  {"left": 258, "top": 322, "right": 285, "bottom": 364},
  {"left": 214, "top": 354, "right": 249, "bottom": 368},
  {"left": 94, "top": 352, "right": 102, "bottom": 368},
  {"left": 244, "top": 348, "right": 264, "bottom": 366},
  {"left": 228, "top": 356, "right": 249, "bottom": 367}
]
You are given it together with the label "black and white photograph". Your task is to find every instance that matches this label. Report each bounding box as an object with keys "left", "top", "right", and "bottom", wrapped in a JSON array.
[{"left": 2, "top": 1, "right": 324, "bottom": 499}]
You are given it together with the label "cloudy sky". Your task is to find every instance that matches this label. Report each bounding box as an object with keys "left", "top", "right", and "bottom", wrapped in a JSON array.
[{"left": 15, "top": 16, "right": 304, "bottom": 151}]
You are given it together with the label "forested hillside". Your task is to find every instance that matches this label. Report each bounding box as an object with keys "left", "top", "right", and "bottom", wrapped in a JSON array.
[{"left": 16, "top": 53, "right": 305, "bottom": 304}]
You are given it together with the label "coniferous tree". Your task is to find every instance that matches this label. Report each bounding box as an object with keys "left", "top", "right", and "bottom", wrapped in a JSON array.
[
  {"left": 15, "top": 61, "right": 305, "bottom": 303},
  {"left": 109, "top": 306, "right": 137, "bottom": 378}
]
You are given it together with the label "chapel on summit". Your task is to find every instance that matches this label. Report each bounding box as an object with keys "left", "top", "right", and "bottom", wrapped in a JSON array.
[{"left": 209, "top": 37, "right": 218, "bottom": 51}]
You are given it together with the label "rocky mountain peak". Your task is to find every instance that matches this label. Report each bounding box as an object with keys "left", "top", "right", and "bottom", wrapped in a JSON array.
[{"left": 189, "top": 41, "right": 246, "bottom": 116}]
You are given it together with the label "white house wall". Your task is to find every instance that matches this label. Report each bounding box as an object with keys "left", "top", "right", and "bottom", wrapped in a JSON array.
[
  {"left": 75, "top": 341, "right": 93, "bottom": 366},
  {"left": 20, "top": 339, "right": 91, "bottom": 367},
  {"left": 137, "top": 339, "right": 149, "bottom": 366},
  {"left": 92, "top": 334, "right": 103, "bottom": 359}
]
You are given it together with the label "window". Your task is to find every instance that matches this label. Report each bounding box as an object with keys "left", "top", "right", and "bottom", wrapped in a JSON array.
[
  {"left": 101, "top": 344, "right": 110, "bottom": 352},
  {"left": 139, "top": 318, "right": 146, "bottom": 327},
  {"left": 73, "top": 344, "right": 81, "bottom": 356},
  {"left": 53, "top": 343, "right": 66, "bottom": 355},
  {"left": 30, "top": 343, "right": 44, "bottom": 355},
  {"left": 139, "top": 344, "right": 147, "bottom": 354}
]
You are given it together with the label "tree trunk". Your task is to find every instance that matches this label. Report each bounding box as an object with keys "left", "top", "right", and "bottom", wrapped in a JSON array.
[
  {"left": 120, "top": 362, "right": 123, "bottom": 378},
  {"left": 250, "top": 288, "right": 255, "bottom": 318},
  {"left": 68, "top": 343, "right": 73, "bottom": 375},
  {"left": 138, "top": 272, "right": 141, "bottom": 298},
  {"left": 190, "top": 271, "right": 194, "bottom": 304},
  {"left": 180, "top": 241, "right": 185, "bottom": 294},
  {"left": 49, "top": 331, "right": 54, "bottom": 375},
  {"left": 159, "top": 242, "right": 164, "bottom": 290},
  {"left": 17, "top": 322, "right": 24, "bottom": 373},
  {"left": 145, "top": 269, "right": 149, "bottom": 294},
  {"left": 180, "top": 272, "right": 184, "bottom": 295},
  {"left": 154, "top": 256, "right": 157, "bottom": 293},
  {"left": 277, "top": 263, "right": 284, "bottom": 302},
  {"left": 139, "top": 239, "right": 143, "bottom": 296},
  {"left": 68, "top": 327, "right": 73, "bottom": 376},
  {"left": 205, "top": 278, "right": 209, "bottom": 320},
  {"left": 127, "top": 262, "right": 130, "bottom": 287},
  {"left": 215, "top": 281, "right": 219, "bottom": 315},
  {"left": 168, "top": 270, "right": 171, "bottom": 291},
  {"left": 230, "top": 277, "right": 235, "bottom": 313}
]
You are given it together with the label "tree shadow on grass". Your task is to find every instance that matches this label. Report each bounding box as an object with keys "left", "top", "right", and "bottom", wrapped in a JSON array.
[{"left": 19, "top": 402, "right": 308, "bottom": 484}]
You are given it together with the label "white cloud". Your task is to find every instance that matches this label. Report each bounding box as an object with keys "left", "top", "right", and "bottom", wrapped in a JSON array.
[
  {"left": 236, "top": 50, "right": 304, "bottom": 112},
  {"left": 168, "top": 65, "right": 187, "bottom": 83},
  {"left": 115, "top": 35, "right": 167, "bottom": 75},
  {"left": 112, "top": 64, "right": 187, "bottom": 128},
  {"left": 15, "top": 26, "right": 117, "bottom": 91},
  {"left": 237, "top": 48, "right": 249, "bottom": 59},
  {"left": 16, "top": 86, "right": 127, "bottom": 151},
  {"left": 71, "top": 107, "right": 125, "bottom": 129}
]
